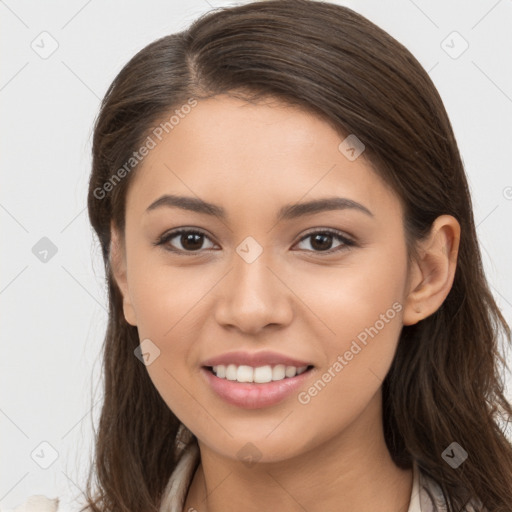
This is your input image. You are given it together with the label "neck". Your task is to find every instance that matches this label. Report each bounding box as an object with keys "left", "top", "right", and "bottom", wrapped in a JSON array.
[{"left": 183, "top": 393, "right": 413, "bottom": 512}]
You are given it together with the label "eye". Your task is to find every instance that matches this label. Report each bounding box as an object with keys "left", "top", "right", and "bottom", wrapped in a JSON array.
[
  {"left": 294, "top": 229, "right": 355, "bottom": 254},
  {"left": 154, "top": 228, "right": 216, "bottom": 254},
  {"left": 154, "top": 227, "right": 356, "bottom": 255}
]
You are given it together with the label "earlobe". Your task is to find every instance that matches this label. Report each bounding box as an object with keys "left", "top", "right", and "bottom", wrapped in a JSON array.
[
  {"left": 110, "top": 222, "right": 138, "bottom": 326},
  {"left": 402, "top": 215, "right": 460, "bottom": 326}
]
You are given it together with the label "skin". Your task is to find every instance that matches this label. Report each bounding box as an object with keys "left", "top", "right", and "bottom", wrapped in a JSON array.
[{"left": 110, "top": 94, "right": 460, "bottom": 512}]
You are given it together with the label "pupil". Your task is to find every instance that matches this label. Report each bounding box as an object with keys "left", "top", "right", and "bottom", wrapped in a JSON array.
[
  {"left": 182, "top": 233, "right": 203, "bottom": 251},
  {"left": 312, "top": 233, "right": 332, "bottom": 251}
]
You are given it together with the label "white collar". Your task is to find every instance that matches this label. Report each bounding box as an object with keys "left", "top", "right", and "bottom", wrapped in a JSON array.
[{"left": 407, "top": 459, "right": 422, "bottom": 512}]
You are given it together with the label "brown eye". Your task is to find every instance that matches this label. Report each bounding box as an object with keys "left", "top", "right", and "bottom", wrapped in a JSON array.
[
  {"left": 295, "top": 229, "right": 355, "bottom": 254},
  {"left": 154, "top": 227, "right": 355, "bottom": 256},
  {"left": 155, "top": 229, "right": 216, "bottom": 253}
]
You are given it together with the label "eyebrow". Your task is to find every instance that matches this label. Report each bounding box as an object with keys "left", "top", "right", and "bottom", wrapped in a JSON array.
[{"left": 145, "top": 194, "right": 374, "bottom": 221}]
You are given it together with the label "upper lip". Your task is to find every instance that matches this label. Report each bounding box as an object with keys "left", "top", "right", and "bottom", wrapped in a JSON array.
[{"left": 201, "top": 350, "right": 313, "bottom": 368}]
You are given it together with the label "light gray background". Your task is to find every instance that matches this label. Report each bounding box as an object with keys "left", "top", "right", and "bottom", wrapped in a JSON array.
[{"left": 1, "top": 0, "right": 511, "bottom": 510}]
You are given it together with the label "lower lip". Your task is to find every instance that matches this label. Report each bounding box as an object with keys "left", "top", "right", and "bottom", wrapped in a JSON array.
[{"left": 201, "top": 367, "right": 313, "bottom": 409}]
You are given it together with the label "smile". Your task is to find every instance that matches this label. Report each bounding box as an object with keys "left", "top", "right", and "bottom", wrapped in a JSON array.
[
  {"left": 201, "top": 364, "right": 315, "bottom": 409},
  {"left": 209, "top": 364, "right": 310, "bottom": 383}
]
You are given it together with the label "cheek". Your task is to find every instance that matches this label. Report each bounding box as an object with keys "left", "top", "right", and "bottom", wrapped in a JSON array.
[
  {"left": 292, "top": 242, "right": 407, "bottom": 398},
  {"left": 292, "top": 267, "right": 405, "bottom": 449},
  {"left": 294, "top": 241, "right": 407, "bottom": 345},
  {"left": 128, "top": 251, "right": 207, "bottom": 338},
  {"left": 126, "top": 257, "right": 212, "bottom": 419}
]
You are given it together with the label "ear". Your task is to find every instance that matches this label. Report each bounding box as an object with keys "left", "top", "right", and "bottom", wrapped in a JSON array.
[
  {"left": 110, "top": 221, "right": 137, "bottom": 326},
  {"left": 402, "top": 215, "right": 460, "bottom": 326}
]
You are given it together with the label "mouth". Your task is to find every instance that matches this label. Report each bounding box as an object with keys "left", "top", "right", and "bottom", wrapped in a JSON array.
[
  {"left": 205, "top": 364, "right": 315, "bottom": 383},
  {"left": 201, "top": 363, "right": 315, "bottom": 409}
]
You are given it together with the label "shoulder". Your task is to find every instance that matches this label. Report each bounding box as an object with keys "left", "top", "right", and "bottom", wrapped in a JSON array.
[{"left": 1, "top": 495, "right": 60, "bottom": 512}]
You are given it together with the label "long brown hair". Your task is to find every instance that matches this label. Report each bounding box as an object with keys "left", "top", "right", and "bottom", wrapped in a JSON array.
[{"left": 84, "top": 1, "right": 512, "bottom": 510}]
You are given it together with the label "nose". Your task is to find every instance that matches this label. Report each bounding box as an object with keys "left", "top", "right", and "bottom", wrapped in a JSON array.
[{"left": 213, "top": 251, "right": 293, "bottom": 335}]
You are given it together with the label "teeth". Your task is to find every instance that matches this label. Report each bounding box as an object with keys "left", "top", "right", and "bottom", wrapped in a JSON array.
[
  {"left": 272, "top": 364, "right": 286, "bottom": 380},
  {"left": 213, "top": 365, "right": 225, "bottom": 378},
  {"left": 226, "top": 364, "right": 238, "bottom": 381},
  {"left": 237, "top": 365, "right": 254, "bottom": 383},
  {"left": 254, "top": 365, "right": 272, "bottom": 383},
  {"left": 211, "top": 364, "right": 309, "bottom": 383}
]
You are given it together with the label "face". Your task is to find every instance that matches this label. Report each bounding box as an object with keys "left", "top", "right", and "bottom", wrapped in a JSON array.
[{"left": 112, "top": 94, "right": 412, "bottom": 463}]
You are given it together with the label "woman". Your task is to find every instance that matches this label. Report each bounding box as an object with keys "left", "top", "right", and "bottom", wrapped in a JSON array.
[{"left": 11, "top": 0, "right": 512, "bottom": 510}]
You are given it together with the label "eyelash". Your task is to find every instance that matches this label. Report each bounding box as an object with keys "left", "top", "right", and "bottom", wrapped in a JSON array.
[{"left": 153, "top": 227, "right": 356, "bottom": 256}]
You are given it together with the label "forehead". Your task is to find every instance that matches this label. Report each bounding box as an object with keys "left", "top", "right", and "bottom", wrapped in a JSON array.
[{"left": 125, "top": 95, "right": 401, "bottom": 223}]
